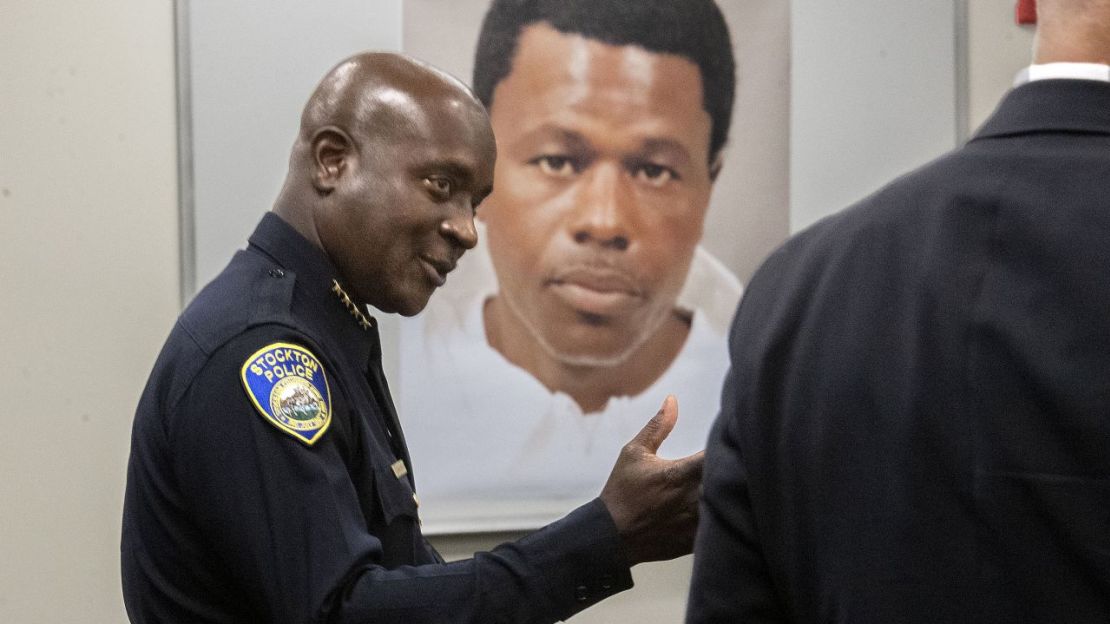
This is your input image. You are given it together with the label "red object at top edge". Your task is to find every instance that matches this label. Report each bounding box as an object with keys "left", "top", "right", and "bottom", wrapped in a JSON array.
[{"left": 1016, "top": 0, "right": 1037, "bottom": 24}]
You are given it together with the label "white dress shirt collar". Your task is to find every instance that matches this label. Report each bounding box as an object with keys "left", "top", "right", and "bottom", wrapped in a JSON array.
[{"left": 1014, "top": 62, "right": 1110, "bottom": 86}]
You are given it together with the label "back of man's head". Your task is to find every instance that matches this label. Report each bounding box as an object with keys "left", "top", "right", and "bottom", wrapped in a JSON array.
[
  {"left": 472, "top": 0, "right": 735, "bottom": 163},
  {"left": 1034, "top": 0, "right": 1110, "bottom": 63}
]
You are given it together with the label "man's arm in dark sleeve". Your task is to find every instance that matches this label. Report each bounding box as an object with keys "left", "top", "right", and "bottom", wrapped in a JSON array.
[
  {"left": 686, "top": 254, "right": 792, "bottom": 624},
  {"left": 685, "top": 390, "right": 785, "bottom": 623}
]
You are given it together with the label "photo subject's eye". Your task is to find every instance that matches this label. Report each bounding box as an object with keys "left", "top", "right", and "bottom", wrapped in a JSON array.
[
  {"left": 632, "top": 163, "right": 677, "bottom": 187},
  {"left": 532, "top": 155, "right": 578, "bottom": 178}
]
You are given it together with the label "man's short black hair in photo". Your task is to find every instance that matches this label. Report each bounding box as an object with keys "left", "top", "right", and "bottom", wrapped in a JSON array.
[{"left": 473, "top": 0, "right": 737, "bottom": 163}]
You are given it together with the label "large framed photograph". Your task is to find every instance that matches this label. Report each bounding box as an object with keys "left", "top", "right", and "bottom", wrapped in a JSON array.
[
  {"left": 396, "top": 0, "right": 790, "bottom": 533},
  {"left": 178, "top": 0, "right": 789, "bottom": 534}
]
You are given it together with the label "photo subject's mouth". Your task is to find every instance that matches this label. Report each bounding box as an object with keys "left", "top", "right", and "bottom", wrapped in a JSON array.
[{"left": 547, "top": 266, "right": 643, "bottom": 316}]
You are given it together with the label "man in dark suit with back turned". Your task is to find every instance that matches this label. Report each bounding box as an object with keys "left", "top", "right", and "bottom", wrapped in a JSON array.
[{"left": 687, "top": 0, "right": 1110, "bottom": 621}]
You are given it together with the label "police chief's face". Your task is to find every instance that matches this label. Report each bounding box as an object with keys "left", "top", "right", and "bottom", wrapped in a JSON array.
[
  {"left": 481, "top": 23, "right": 715, "bottom": 365},
  {"left": 321, "top": 94, "right": 495, "bottom": 317}
]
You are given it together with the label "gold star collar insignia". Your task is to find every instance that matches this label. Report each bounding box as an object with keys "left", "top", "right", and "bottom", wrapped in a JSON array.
[{"left": 331, "top": 279, "right": 375, "bottom": 330}]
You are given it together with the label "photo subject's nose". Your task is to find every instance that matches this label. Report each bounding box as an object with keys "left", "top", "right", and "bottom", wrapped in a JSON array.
[{"left": 571, "top": 163, "right": 632, "bottom": 250}]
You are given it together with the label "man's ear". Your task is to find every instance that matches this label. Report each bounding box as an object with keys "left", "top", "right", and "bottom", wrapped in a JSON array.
[
  {"left": 708, "top": 150, "right": 724, "bottom": 184},
  {"left": 311, "top": 126, "right": 355, "bottom": 194}
]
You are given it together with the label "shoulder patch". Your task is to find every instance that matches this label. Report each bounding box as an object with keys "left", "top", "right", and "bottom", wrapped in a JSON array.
[{"left": 240, "top": 342, "right": 331, "bottom": 446}]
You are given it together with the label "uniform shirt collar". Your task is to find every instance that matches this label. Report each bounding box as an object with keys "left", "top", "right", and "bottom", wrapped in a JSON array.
[
  {"left": 1014, "top": 62, "right": 1110, "bottom": 86},
  {"left": 246, "top": 212, "right": 379, "bottom": 368}
]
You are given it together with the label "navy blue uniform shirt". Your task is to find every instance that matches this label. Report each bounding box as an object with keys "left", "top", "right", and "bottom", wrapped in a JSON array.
[{"left": 122, "top": 213, "right": 632, "bottom": 623}]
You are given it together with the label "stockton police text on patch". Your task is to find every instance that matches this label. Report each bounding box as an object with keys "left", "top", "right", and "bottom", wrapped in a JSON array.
[{"left": 240, "top": 342, "right": 332, "bottom": 445}]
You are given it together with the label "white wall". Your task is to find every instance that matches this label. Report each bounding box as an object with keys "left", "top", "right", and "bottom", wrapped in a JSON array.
[
  {"left": 789, "top": 0, "right": 1036, "bottom": 233},
  {"left": 0, "top": 2, "right": 1037, "bottom": 622},
  {"left": 790, "top": 0, "right": 960, "bottom": 232},
  {"left": 968, "top": 0, "right": 1036, "bottom": 130},
  {"left": 185, "top": 0, "right": 403, "bottom": 295},
  {"left": 0, "top": 1, "right": 179, "bottom": 622}
]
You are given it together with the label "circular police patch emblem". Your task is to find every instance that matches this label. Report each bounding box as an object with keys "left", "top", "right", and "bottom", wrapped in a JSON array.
[{"left": 240, "top": 342, "right": 331, "bottom": 445}]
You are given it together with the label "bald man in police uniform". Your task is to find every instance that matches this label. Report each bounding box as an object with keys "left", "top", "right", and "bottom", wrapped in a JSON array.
[{"left": 122, "top": 52, "right": 702, "bottom": 623}]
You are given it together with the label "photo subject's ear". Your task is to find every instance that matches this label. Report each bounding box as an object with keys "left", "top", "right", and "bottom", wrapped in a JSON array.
[
  {"left": 311, "top": 127, "right": 353, "bottom": 193},
  {"left": 708, "top": 150, "right": 724, "bottom": 183}
]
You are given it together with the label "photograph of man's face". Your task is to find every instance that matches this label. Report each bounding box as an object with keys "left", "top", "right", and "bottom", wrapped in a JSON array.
[
  {"left": 480, "top": 21, "right": 716, "bottom": 382},
  {"left": 399, "top": 0, "right": 788, "bottom": 531}
]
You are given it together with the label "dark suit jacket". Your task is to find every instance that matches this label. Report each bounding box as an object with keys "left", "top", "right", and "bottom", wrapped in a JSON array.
[{"left": 687, "top": 79, "right": 1110, "bottom": 623}]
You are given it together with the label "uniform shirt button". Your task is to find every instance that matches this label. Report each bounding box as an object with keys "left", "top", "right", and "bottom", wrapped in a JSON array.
[
  {"left": 600, "top": 575, "right": 613, "bottom": 590},
  {"left": 574, "top": 585, "right": 589, "bottom": 602},
  {"left": 268, "top": 268, "right": 285, "bottom": 278}
]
